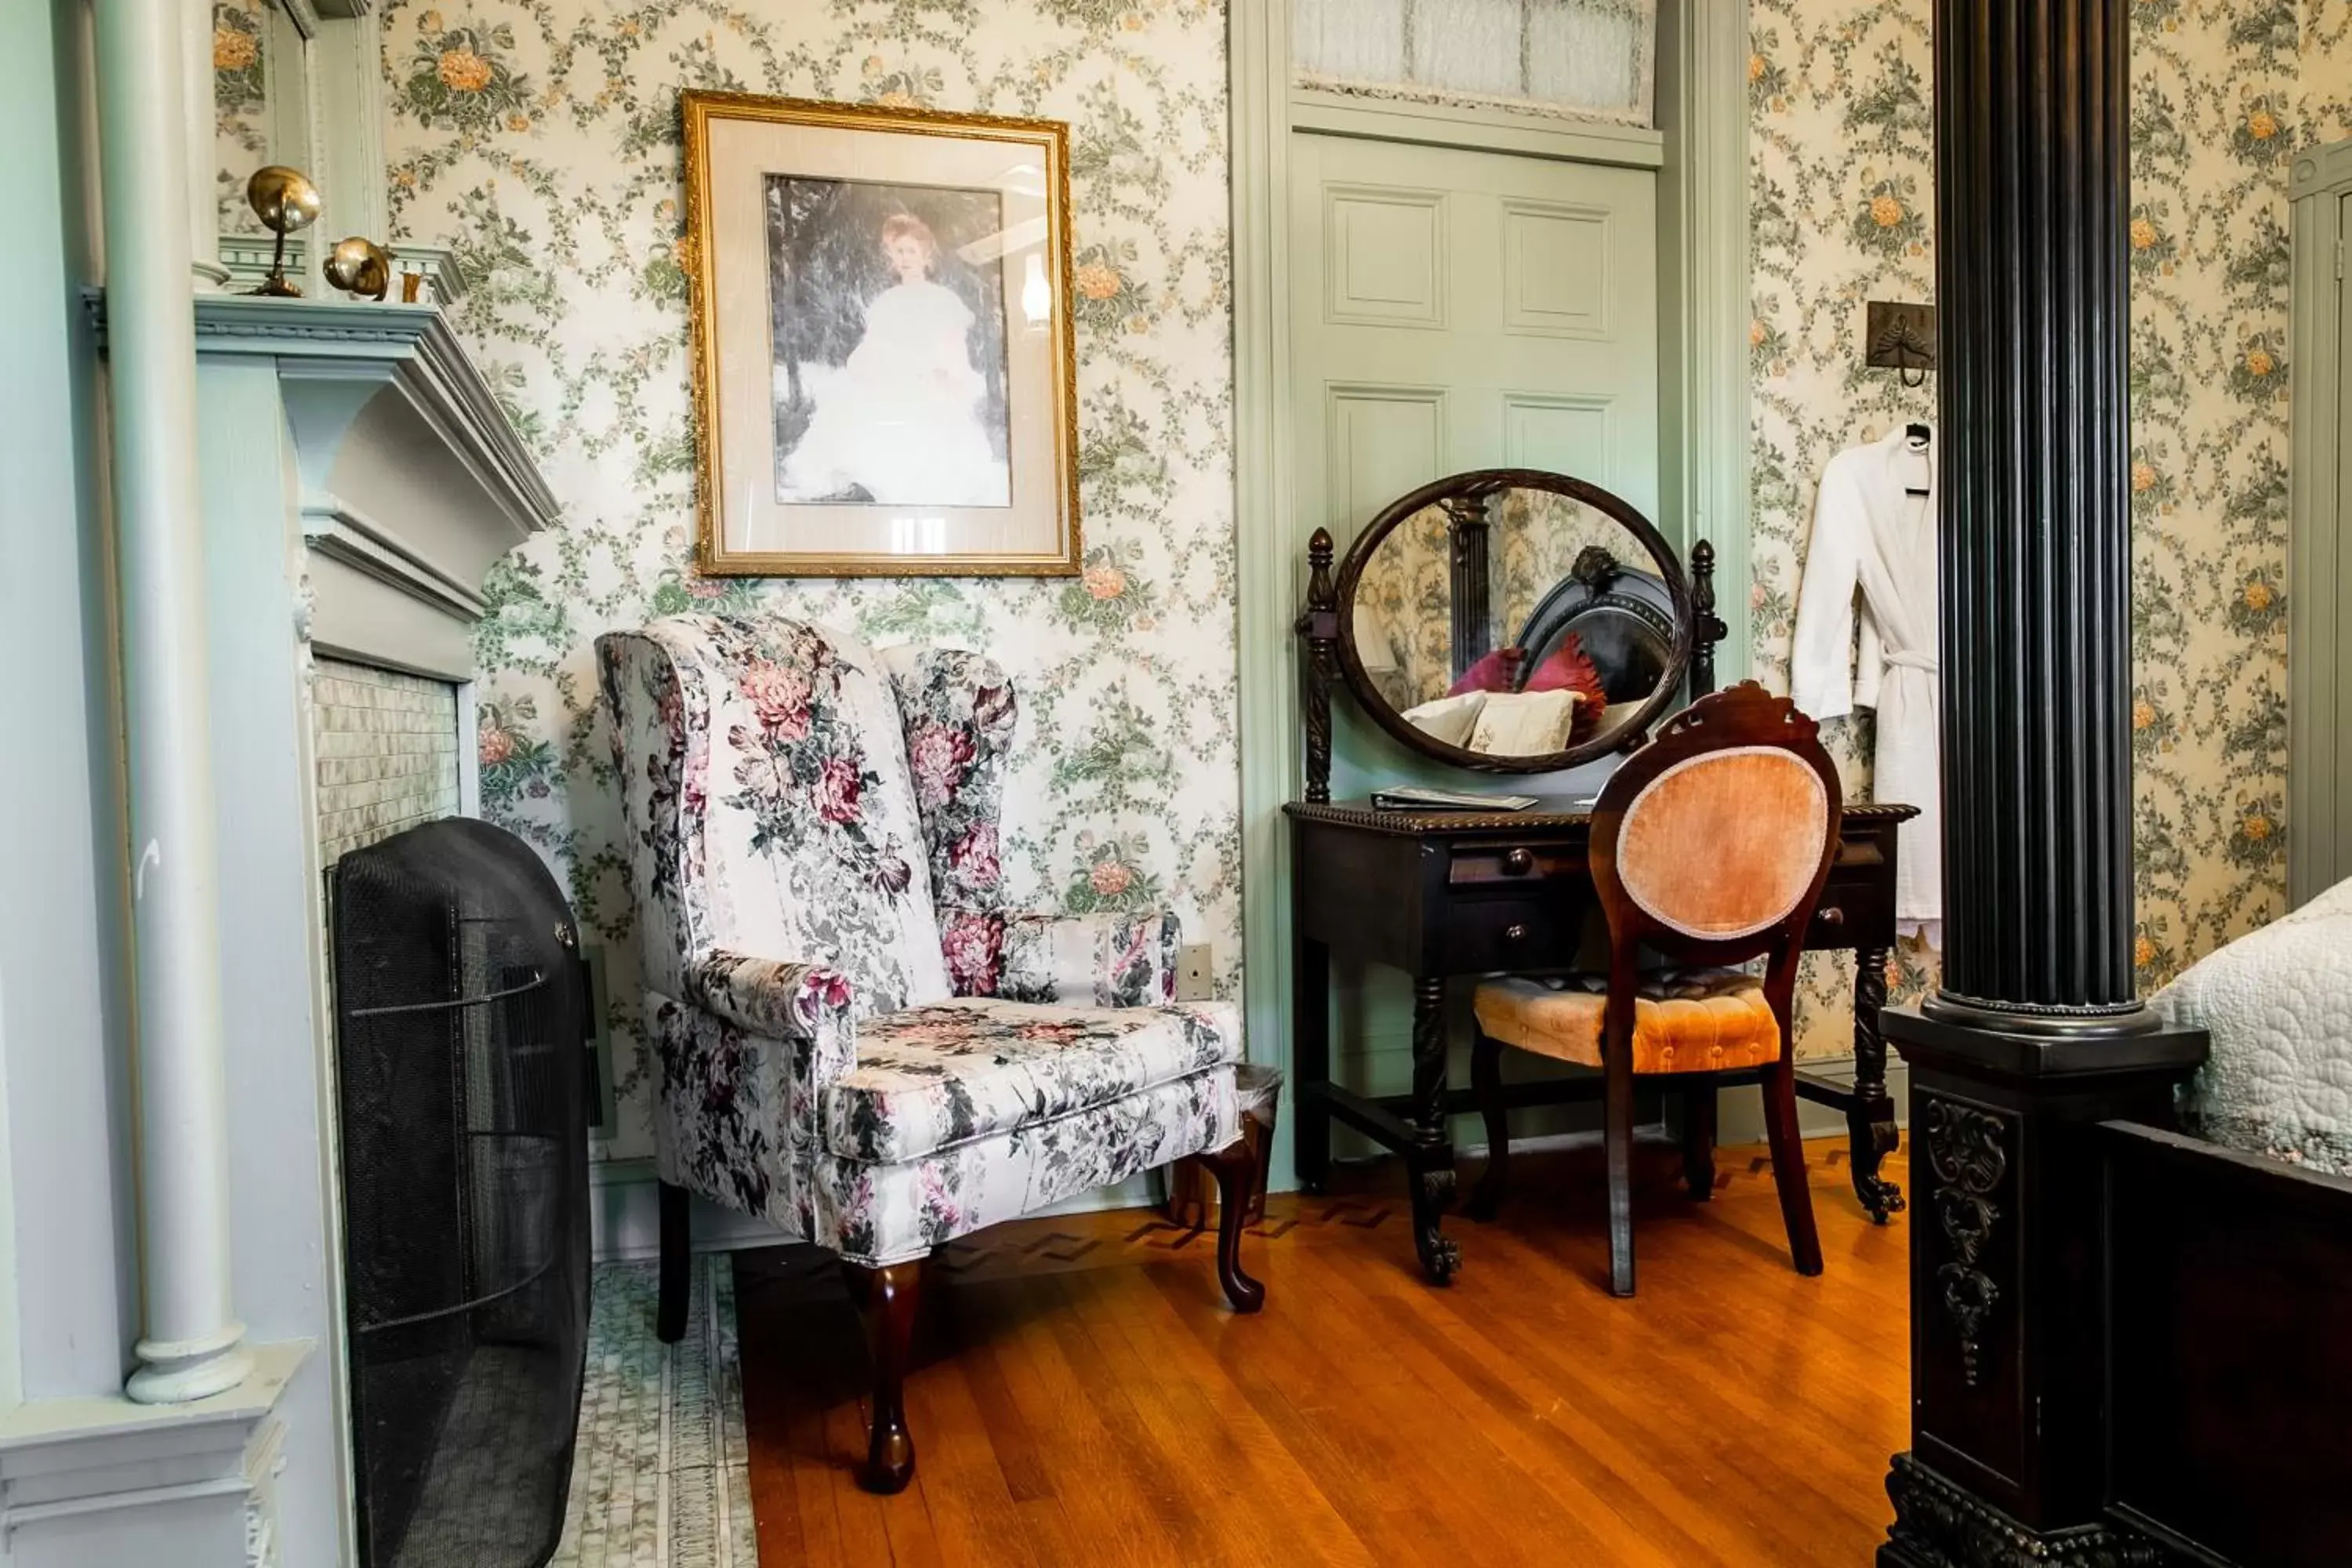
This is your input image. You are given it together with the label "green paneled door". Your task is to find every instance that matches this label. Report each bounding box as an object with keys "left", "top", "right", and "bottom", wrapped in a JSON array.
[{"left": 1287, "top": 125, "right": 1662, "bottom": 1131}]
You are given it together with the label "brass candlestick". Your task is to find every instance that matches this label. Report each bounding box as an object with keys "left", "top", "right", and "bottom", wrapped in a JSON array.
[
  {"left": 245, "top": 165, "right": 321, "bottom": 297},
  {"left": 324, "top": 236, "right": 393, "bottom": 302}
]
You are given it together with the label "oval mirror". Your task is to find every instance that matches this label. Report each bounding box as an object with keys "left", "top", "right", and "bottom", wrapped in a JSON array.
[{"left": 1334, "top": 470, "right": 1693, "bottom": 773}]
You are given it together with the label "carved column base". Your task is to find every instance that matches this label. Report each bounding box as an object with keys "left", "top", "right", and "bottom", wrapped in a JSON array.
[
  {"left": 1882, "top": 1455, "right": 2178, "bottom": 1568},
  {"left": 1882, "top": 1005, "right": 2205, "bottom": 1552}
]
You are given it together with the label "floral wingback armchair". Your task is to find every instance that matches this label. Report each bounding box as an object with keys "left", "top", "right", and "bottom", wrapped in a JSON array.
[{"left": 594, "top": 613, "right": 1262, "bottom": 1493}]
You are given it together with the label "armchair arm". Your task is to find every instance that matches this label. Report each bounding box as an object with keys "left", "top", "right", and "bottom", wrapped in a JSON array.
[
  {"left": 683, "top": 949, "right": 856, "bottom": 1043},
  {"left": 940, "top": 906, "right": 1182, "bottom": 1007}
]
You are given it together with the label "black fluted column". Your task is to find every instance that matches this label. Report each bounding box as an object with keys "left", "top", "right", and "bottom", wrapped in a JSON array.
[
  {"left": 1928, "top": 0, "right": 2140, "bottom": 1027},
  {"left": 1878, "top": 2, "right": 2209, "bottom": 1563}
]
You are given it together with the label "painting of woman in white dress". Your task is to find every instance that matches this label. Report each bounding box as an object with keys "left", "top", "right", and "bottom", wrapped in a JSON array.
[{"left": 767, "top": 179, "right": 1011, "bottom": 508}]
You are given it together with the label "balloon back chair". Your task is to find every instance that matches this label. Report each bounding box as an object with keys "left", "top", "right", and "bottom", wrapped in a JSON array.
[
  {"left": 1468, "top": 681, "right": 1842, "bottom": 1296},
  {"left": 596, "top": 613, "right": 1264, "bottom": 1493}
]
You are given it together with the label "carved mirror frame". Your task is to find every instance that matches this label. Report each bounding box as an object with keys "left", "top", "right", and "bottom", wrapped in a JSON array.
[{"left": 1299, "top": 468, "right": 1715, "bottom": 789}]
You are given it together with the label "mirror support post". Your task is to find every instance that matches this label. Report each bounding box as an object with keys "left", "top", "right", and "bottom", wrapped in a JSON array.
[{"left": 1298, "top": 526, "right": 1338, "bottom": 804}]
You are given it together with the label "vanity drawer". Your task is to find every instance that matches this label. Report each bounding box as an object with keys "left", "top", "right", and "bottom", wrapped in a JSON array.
[
  {"left": 1448, "top": 843, "right": 1585, "bottom": 886},
  {"left": 1442, "top": 898, "right": 1563, "bottom": 971}
]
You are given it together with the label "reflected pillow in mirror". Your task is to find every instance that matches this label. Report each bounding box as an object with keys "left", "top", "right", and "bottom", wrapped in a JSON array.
[
  {"left": 1399, "top": 689, "right": 1488, "bottom": 747},
  {"left": 1522, "top": 634, "right": 1607, "bottom": 739},
  {"left": 1446, "top": 647, "right": 1526, "bottom": 697},
  {"left": 1467, "top": 689, "right": 1578, "bottom": 756}
]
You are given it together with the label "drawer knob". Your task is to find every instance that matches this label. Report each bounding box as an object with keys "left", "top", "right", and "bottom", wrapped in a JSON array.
[
  {"left": 1816, "top": 906, "right": 1846, "bottom": 927},
  {"left": 1503, "top": 923, "right": 1530, "bottom": 945},
  {"left": 1502, "top": 848, "right": 1536, "bottom": 876}
]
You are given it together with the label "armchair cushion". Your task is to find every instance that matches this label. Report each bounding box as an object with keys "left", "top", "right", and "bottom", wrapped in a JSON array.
[
  {"left": 938, "top": 907, "right": 1182, "bottom": 1006},
  {"left": 822, "top": 997, "right": 1242, "bottom": 1163}
]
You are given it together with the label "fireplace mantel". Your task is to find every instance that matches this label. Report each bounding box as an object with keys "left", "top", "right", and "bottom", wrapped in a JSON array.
[
  {"left": 68, "top": 285, "right": 561, "bottom": 1563},
  {"left": 92, "top": 292, "right": 557, "bottom": 679}
]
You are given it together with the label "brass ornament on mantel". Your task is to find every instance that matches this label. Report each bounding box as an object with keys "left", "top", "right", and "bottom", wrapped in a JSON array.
[
  {"left": 245, "top": 165, "right": 321, "bottom": 297},
  {"left": 323, "top": 236, "right": 394, "bottom": 302}
]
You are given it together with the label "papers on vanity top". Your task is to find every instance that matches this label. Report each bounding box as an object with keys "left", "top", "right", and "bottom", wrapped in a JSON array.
[{"left": 1370, "top": 786, "right": 1543, "bottom": 812}]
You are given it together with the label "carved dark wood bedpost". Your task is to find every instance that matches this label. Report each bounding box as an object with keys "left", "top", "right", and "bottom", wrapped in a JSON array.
[
  {"left": 1443, "top": 493, "right": 1493, "bottom": 681},
  {"left": 1688, "top": 539, "right": 1724, "bottom": 700},
  {"left": 1878, "top": 3, "right": 2209, "bottom": 1564},
  {"left": 1298, "top": 527, "right": 1338, "bottom": 804}
]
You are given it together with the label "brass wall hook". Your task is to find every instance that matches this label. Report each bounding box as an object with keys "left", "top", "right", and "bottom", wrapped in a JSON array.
[{"left": 1866, "top": 300, "right": 1938, "bottom": 390}]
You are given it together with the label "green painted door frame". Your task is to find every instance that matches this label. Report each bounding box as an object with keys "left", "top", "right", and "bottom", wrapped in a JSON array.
[
  {"left": 2289, "top": 138, "right": 2352, "bottom": 907},
  {"left": 1229, "top": 0, "right": 1753, "bottom": 1194}
]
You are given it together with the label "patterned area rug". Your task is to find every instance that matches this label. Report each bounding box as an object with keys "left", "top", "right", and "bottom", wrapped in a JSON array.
[{"left": 550, "top": 1257, "right": 758, "bottom": 1568}]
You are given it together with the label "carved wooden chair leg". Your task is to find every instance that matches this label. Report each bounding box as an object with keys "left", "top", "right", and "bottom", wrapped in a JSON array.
[
  {"left": 840, "top": 1257, "right": 873, "bottom": 1311},
  {"left": 1682, "top": 1079, "right": 1719, "bottom": 1201},
  {"left": 656, "top": 1179, "right": 691, "bottom": 1344},
  {"left": 1468, "top": 1030, "right": 1510, "bottom": 1221},
  {"left": 849, "top": 1254, "right": 927, "bottom": 1494},
  {"left": 1759, "top": 1058, "right": 1824, "bottom": 1276},
  {"left": 1197, "top": 1138, "right": 1267, "bottom": 1313},
  {"left": 1603, "top": 1038, "right": 1637, "bottom": 1298}
]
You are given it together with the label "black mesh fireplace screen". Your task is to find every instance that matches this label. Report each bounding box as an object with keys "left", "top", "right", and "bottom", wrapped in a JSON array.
[{"left": 331, "top": 818, "right": 590, "bottom": 1568}]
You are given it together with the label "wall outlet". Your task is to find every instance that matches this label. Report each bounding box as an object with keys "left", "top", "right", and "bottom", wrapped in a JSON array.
[{"left": 1175, "top": 943, "right": 1215, "bottom": 1001}]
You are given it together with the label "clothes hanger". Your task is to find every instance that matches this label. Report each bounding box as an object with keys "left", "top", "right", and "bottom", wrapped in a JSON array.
[{"left": 1902, "top": 423, "right": 1932, "bottom": 496}]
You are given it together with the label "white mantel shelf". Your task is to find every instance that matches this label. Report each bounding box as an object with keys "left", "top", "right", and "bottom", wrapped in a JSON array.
[{"left": 92, "top": 290, "right": 557, "bottom": 680}]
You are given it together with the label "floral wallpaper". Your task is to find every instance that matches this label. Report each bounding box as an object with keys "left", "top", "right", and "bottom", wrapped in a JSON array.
[
  {"left": 1748, "top": 0, "right": 2350, "bottom": 1056},
  {"left": 379, "top": 0, "right": 1237, "bottom": 1160},
  {"left": 212, "top": 0, "right": 270, "bottom": 234}
]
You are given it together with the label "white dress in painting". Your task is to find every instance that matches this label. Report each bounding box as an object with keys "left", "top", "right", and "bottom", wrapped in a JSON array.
[
  {"left": 1790, "top": 425, "right": 1943, "bottom": 942},
  {"left": 778, "top": 278, "right": 1008, "bottom": 507}
]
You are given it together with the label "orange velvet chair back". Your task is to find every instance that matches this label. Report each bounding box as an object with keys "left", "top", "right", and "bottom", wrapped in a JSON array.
[{"left": 1590, "top": 683, "right": 1843, "bottom": 972}]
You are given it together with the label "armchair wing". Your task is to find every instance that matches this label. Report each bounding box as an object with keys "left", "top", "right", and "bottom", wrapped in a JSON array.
[
  {"left": 884, "top": 645, "right": 1189, "bottom": 1007},
  {"left": 597, "top": 615, "right": 960, "bottom": 1235}
]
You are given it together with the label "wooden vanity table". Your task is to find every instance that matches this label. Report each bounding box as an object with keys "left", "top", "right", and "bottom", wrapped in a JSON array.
[
  {"left": 1288, "top": 468, "right": 1914, "bottom": 1285},
  {"left": 1283, "top": 795, "right": 1915, "bottom": 1284}
]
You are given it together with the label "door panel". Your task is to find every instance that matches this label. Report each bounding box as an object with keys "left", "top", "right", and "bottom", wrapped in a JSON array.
[
  {"left": 1293, "top": 130, "right": 1661, "bottom": 550},
  {"left": 1327, "top": 384, "right": 1448, "bottom": 532},
  {"left": 1323, "top": 186, "right": 1450, "bottom": 326}
]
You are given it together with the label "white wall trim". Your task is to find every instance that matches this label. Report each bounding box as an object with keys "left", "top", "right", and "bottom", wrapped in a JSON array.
[
  {"left": 1232, "top": 0, "right": 1302, "bottom": 1196},
  {"left": 299, "top": 495, "right": 490, "bottom": 622},
  {"left": 0, "top": 1341, "right": 305, "bottom": 1566},
  {"left": 1656, "top": 0, "right": 1754, "bottom": 678},
  {"left": 1290, "top": 88, "right": 1666, "bottom": 168}
]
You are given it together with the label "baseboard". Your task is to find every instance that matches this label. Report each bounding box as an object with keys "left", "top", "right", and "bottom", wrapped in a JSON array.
[
  {"left": 1718, "top": 1054, "right": 1911, "bottom": 1147},
  {"left": 591, "top": 1159, "right": 787, "bottom": 1262}
]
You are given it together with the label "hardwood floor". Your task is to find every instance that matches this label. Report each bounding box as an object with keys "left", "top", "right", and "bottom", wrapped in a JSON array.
[{"left": 737, "top": 1138, "right": 1910, "bottom": 1566}]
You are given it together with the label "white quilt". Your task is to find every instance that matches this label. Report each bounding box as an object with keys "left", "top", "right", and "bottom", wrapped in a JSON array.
[{"left": 2153, "top": 876, "right": 2352, "bottom": 1174}]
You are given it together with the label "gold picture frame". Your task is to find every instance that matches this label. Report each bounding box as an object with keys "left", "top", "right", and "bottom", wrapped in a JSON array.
[{"left": 681, "top": 90, "right": 1080, "bottom": 576}]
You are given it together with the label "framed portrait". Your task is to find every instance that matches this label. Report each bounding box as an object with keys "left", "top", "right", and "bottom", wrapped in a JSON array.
[{"left": 681, "top": 91, "right": 1081, "bottom": 576}]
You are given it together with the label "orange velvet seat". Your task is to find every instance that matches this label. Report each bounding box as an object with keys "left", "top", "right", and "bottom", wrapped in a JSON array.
[{"left": 1472, "top": 970, "right": 1781, "bottom": 1075}]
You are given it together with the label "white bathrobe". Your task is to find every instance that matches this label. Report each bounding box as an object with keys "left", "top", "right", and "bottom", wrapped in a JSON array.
[{"left": 1790, "top": 426, "right": 1942, "bottom": 940}]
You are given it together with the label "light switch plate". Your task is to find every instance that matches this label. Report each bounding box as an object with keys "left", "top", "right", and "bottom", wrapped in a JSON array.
[{"left": 1176, "top": 943, "right": 1214, "bottom": 1001}]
